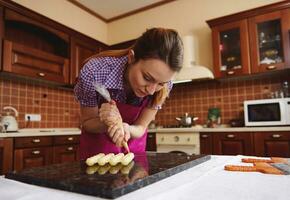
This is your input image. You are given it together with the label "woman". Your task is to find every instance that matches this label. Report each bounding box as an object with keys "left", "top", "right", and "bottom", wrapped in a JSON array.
[{"left": 74, "top": 27, "right": 183, "bottom": 159}]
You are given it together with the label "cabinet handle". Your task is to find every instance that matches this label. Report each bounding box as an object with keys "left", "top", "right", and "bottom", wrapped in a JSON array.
[
  {"left": 226, "top": 134, "right": 235, "bottom": 138},
  {"left": 187, "top": 137, "right": 191, "bottom": 142},
  {"left": 174, "top": 136, "right": 180, "bottom": 142},
  {"left": 14, "top": 54, "right": 18, "bottom": 63},
  {"left": 148, "top": 134, "right": 153, "bottom": 138},
  {"left": 67, "top": 137, "right": 74, "bottom": 141},
  {"left": 266, "top": 65, "right": 276, "bottom": 70},
  {"left": 227, "top": 70, "right": 235, "bottom": 75},
  {"left": 272, "top": 134, "right": 281, "bottom": 138},
  {"left": 32, "top": 139, "right": 40, "bottom": 143},
  {"left": 38, "top": 72, "right": 46, "bottom": 77},
  {"left": 201, "top": 134, "right": 209, "bottom": 138},
  {"left": 161, "top": 137, "right": 164, "bottom": 141},
  {"left": 32, "top": 150, "right": 40, "bottom": 155},
  {"left": 67, "top": 147, "right": 74, "bottom": 151}
]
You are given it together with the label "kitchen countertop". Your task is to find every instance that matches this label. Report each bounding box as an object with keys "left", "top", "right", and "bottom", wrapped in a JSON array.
[
  {"left": 1, "top": 155, "right": 289, "bottom": 200},
  {"left": 1, "top": 126, "right": 290, "bottom": 138},
  {"left": 0, "top": 128, "right": 81, "bottom": 138},
  {"left": 148, "top": 126, "right": 290, "bottom": 133}
]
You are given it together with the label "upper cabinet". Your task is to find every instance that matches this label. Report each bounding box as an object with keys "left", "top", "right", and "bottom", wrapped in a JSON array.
[
  {"left": 2, "top": 9, "right": 70, "bottom": 83},
  {"left": 207, "top": 1, "right": 290, "bottom": 78},
  {"left": 249, "top": 9, "right": 290, "bottom": 73},
  {"left": 70, "top": 36, "right": 104, "bottom": 85},
  {"left": 0, "top": 0, "right": 107, "bottom": 86}
]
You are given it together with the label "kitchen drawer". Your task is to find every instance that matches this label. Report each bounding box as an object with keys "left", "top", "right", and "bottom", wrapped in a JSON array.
[
  {"left": 53, "top": 135, "right": 80, "bottom": 145},
  {"left": 14, "top": 136, "right": 53, "bottom": 148},
  {"left": 53, "top": 144, "right": 80, "bottom": 164},
  {"left": 156, "top": 133, "right": 200, "bottom": 146}
]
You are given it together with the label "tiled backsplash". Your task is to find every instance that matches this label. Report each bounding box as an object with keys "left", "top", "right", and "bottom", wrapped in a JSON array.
[
  {"left": 1, "top": 71, "right": 289, "bottom": 129},
  {"left": 156, "top": 72, "right": 290, "bottom": 126},
  {"left": 0, "top": 78, "right": 80, "bottom": 129}
]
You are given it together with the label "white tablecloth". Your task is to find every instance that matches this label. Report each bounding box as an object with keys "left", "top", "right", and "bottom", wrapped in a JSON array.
[{"left": 1, "top": 155, "right": 289, "bottom": 200}]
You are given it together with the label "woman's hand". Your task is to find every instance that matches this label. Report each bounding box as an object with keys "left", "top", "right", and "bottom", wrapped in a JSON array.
[
  {"left": 99, "top": 102, "right": 122, "bottom": 126},
  {"left": 108, "top": 123, "right": 131, "bottom": 147}
]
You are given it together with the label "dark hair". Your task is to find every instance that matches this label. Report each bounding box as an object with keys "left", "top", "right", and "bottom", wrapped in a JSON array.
[
  {"left": 84, "top": 27, "right": 184, "bottom": 107},
  {"left": 133, "top": 27, "right": 183, "bottom": 72}
]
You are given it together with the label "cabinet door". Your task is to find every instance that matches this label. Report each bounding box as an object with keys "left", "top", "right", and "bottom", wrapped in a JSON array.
[
  {"left": 200, "top": 133, "right": 213, "bottom": 154},
  {"left": 212, "top": 20, "right": 250, "bottom": 78},
  {"left": 14, "top": 147, "right": 53, "bottom": 171},
  {"left": 0, "top": 138, "right": 13, "bottom": 175},
  {"left": 0, "top": 6, "right": 3, "bottom": 70},
  {"left": 146, "top": 132, "right": 156, "bottom": 151},
  {"left": 249, "top": 9, "right": 290, "bottom": 73},
  {"left": 213, "top": 132, "right": 254, "bottom": 155},
  {"left": 254, "top": 132, "right": 290, "bottom": 157},
  {"left": 70, "top": 37, "right": 101, "bottom": 84},
  {"left": 53, "top": 144, "right": 79, "bottom": 164}
]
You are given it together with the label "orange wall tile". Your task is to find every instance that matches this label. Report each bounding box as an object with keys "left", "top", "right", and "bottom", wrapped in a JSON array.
[
  {"left": 0, "top": 78, "right": 80, "bottom": 129},
  {"left": 156, "top": 72, "right": 290, "bottom": 126},
  {"left": 1, "top": 71, "right": 289, "bottom": 129}
]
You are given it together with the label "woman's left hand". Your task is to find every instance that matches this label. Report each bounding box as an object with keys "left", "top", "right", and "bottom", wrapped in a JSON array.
[
  {"left": 108, "top": 123, "right": 131, "bottom": 147},
  {"left": 99, "top": 102, "right": 122, "bottom": 126}
]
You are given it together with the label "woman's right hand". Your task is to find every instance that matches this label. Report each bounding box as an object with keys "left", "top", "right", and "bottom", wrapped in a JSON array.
[{"left": 107, "top": 123, "right": 130, "bottom": 147}]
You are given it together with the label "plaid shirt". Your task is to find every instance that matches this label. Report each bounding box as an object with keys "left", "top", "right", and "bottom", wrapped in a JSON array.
[{"left": 74, "top": 56, "right": 172, "bottom": 109}]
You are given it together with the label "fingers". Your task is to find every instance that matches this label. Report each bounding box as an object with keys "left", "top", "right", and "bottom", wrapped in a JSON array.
[{"left": 108, "top": 124, "right": 125, "bottom": 146}]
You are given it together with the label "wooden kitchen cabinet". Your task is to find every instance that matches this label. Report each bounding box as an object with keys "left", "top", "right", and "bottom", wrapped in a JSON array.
[
  {"left": 249, "top": 9, "right": 290, "bottom": 73},
  {"left": 53, "top": 135, "right": 80, "bottom": 164},
  {"left": 14, "top": 136, "right": 53, "bottom": 171},
  {"left": 2, "top": 9, "right": 70, "bottom": 83},
  {"left": 200, "top": 133, "right": 213, "bottom": 154},
  {"left": 211, "top": 20, "right": 250, "bottom": 78},
  {"left": 13, "top": 135, "right": 80, "bottom": 171},
  {"left": 70, "top": 36, "right": 103, "bottom": 85},
  {"left": 212, "top": 132, "right": 254, "bottom": 156},
  {"left": 0, "top": 138, "right": 13, "bottom": 175},
  {"left": 207, "top": 1, "right": 290, "bottom": 78},
  {"left": 146, "top": 132, "right": 156, "bottom": 151},
  {"left": 254, "top": 131, "right": 290, "bottom": 157}
]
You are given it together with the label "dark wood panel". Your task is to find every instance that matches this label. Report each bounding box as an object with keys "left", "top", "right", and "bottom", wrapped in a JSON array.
[
  {"left": 54, "top": 135, "right": 80, "bottom": 145},
  {"left": 213, "top": 132, "right": 254, "bottom": 155},
  {"left": 200, "top": 133, "right": 213, "bottom": 154},
  {"left": 53, "top": 145, "right": 79, "bottom": 164},
  {"left": 146, "top": 132, "right": 156, "bottom": 151},
  {"left": 254, "top": 132, "right": 290, "bottom": 157},
  {"left": 70, "top": 37, "right": 100, "bottom": 84},
  {"left": 14, "top": 136, "right": 53, "bottom": 149},
  {"left": 3, "top": 40, "right": 69, "bottom": 83},
  {"left": 14, "top": 147, "right": 53, "bottom": 171},
  {"left": 0, "top": 138, "right": 13, "bottom": 175},
  {"left": 5, "top": 9, "right": 68, "bottom": 42}
]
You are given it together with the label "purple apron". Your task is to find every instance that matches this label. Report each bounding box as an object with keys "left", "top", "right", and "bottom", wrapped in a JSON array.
[{"left": 80, "top": 100, "right": 148, "bottom": 160}]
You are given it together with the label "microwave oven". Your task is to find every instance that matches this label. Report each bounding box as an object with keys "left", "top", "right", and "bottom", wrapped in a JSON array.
[{"left": 244, "top": 98, "right": 290, "bottom": 126}]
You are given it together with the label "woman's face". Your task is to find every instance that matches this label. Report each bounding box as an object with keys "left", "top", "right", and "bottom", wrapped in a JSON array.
[{"left": 128, "top": 58, "right": 175, "bottom": 98}]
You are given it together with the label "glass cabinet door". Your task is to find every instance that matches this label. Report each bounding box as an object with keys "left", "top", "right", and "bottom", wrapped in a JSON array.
[
  {"left": 212, "top": 20, "right": 250, "bottom": 78},
  {"left": 249, "top": 9, "right": 290, "bottom": 73}
]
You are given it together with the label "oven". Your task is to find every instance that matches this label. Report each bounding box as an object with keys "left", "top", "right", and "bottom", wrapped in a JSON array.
[{"left": 156, "top": 132, "right": 200, "bottom": 155}]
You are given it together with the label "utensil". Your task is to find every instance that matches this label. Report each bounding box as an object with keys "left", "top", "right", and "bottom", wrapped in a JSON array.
[
  {"left": 0, "top": 106, "right": 19, "bottom": 132},
  {"left": 93, "top": 81, "right": 130, "bottom": 152},
  {"left": 175, "top": 113, "right": 198, "bottom": 127}
]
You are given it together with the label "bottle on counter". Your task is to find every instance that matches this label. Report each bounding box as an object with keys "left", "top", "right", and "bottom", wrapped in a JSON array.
[{"left": 282, "top": 81, "right": 289, "bottom": 98}]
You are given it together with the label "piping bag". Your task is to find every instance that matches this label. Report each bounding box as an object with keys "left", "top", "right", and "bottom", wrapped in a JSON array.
[{"left": 93, "top": 81, "right": 130, "bottom": 153}]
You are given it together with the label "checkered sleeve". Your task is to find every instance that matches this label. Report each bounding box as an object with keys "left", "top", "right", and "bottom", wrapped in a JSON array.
[{"left": 74, "top": 59, "right": 105, "bottom": 107}]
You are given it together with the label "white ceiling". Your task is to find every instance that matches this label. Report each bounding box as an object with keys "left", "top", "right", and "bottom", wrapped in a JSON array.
[{"left": 72, "top": 0, "right": 165, "bottom": 20}]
